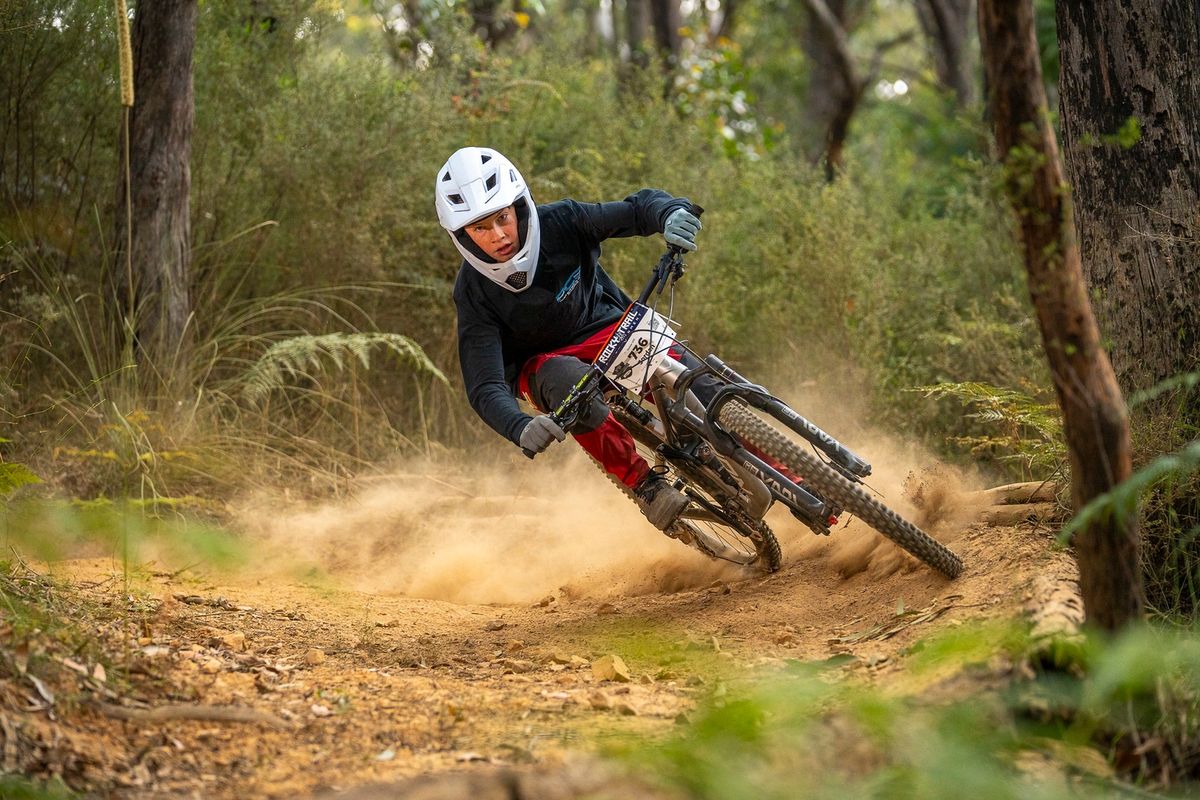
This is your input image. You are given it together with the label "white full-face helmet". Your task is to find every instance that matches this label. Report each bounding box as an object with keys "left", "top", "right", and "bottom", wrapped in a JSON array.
[{"left": 435, "top": 147, "right": 540, "bottom": 292}]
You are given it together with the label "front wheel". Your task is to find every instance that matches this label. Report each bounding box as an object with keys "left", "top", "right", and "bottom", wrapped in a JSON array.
[{"left": 717, "top": 402, "right": 964, "bottom": 579}]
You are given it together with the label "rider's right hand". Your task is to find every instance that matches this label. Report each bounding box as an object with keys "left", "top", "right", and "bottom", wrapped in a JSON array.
[
  {"left": 663, "top": 208, "right": 702, "bottom": 252},
  {"left": 519, "top": 414, "right": 566, "bottom": 455}
]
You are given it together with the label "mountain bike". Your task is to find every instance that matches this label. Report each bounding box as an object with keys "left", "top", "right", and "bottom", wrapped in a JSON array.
[{"left": 523, "top": 206, "right": 964, "bottom": 579}]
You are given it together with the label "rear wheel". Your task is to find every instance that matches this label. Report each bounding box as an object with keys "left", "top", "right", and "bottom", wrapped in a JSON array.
[
  {"left": 608, "top": 405, "right": 782, "bottom": 572},
  {"left": 717, "top": 401, "right": 964, "bottom": 579}
]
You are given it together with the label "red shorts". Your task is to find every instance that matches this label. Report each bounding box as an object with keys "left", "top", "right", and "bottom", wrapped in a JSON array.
[{"left": 516, "top": 321, "right": 649, "bottom": 489}]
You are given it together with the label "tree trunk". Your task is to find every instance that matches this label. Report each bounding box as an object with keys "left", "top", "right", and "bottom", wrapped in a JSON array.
[
  {"left": 978, "top": 0, "right": 1144, "bottom": 631},
  {"left": 1055, "top": 1, "right": 1200, "bottom": 404},
  {"left": 800, "top": 0, "right": 868, "bottom": 179},
  {"left": 648, "top": 0, "right": 681, "bottom": 62},
  {"left": 625, "top": 0, "right": 650, "bottom": 67},
  {"left": 468, "top": 0, "right": 523, "bottom": 47},
  {"left": 709, "top": 0, "right": 739, "bottom": 42},
  {"left": 114, "top": 0, "right": 196, "bottom": 377},
  {"left": 915, "top": 0, "right": 976, "bottom": 106}
]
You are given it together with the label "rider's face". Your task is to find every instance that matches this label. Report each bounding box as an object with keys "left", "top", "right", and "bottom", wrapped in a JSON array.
[{"left": 465, "top": 206, "right": 520, "bottom": 261}]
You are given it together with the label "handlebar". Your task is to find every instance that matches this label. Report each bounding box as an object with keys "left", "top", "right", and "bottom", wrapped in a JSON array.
[
  {"left": 523, "top": 203, "right": 703, "bottom": 459},
  {"left": 636, "top": 203, "right": 704, "bottom": 305}
]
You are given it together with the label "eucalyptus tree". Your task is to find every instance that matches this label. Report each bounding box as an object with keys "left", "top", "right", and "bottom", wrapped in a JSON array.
[
  {"left": 914, "top": 0, "right": 974, "bottom": 105},
  {"left": 979, "top": 0, "right": 1142, "bottom": 631},
  {"left": 113, "top": 0, "right": 197, "bottom": 380}
]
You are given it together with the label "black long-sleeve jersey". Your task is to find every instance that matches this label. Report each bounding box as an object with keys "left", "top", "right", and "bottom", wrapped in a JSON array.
[{"left": 452, "top": 188, "right": 689, "bottom": 445}]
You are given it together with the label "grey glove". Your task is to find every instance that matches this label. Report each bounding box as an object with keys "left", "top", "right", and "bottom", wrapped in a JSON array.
[
  {"left": 519, "top": 414, "right": 566, "bottom": 455},
  {"left": 663, "top": 208, "right": 702, "bottom": 252}
]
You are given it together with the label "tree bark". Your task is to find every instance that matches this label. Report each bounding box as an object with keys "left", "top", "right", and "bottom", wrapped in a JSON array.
[
  {"left": 648, "top": 0, "right": 681, "bottom": 62},
  {"left": 709, "top": 0, "right": 739, "bottom": 42},
  {"left": 1055, "top": 1, "right": 1200, "bottom": 404},
  {"left": 800, "top": 0, "right": 866, "bottom": 179},
  {"left": 468, "top": 0, "right": 523, "bottom": 48},
  {"left": 915, "top": 0, "right": 976, "bottom": 106},
  {"left": 114, "top": 0, "right": 196, "bottom": 377},
  {"left": 978, "top": 0, "right": 1144, "bottom": 631},
  {"left": 625, "top": 0, "right": 650, "bottom": 67}
]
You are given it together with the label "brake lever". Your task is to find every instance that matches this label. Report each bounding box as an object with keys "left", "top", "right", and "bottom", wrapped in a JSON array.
[
  {"left": 522, "top": 372, "right": 595, "bottom": 458},
  {"left": 655, "top": 249, "right": 686, "bottom": 297},
  {"left": 522, "top": 406, "right": 572, "bottom": 460}
]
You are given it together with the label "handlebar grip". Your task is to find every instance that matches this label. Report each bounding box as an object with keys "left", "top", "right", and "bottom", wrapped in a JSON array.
[
  {"left": 687, "top": 203, "right": 704, "bottom": 218},
  {"left": 522, "top": 447, "right": 536, "bottom": 459}
]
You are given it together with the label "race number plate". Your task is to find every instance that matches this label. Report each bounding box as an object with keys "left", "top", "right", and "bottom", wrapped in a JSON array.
[{"left": 594, "top": 303, "right": 678, "bottom": 393}]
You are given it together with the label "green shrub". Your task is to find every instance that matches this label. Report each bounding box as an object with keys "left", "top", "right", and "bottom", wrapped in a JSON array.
[{"left": 624, "top": 622, "right": 1200, "bottom": 797}]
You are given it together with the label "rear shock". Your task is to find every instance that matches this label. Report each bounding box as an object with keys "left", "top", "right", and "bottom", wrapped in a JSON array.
[{"left": 608, "top": 391, "right": 655, "bottom": 427}]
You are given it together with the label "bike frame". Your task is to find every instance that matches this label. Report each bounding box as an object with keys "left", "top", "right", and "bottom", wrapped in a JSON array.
[{"left": 531, "top": 216, "right": 875, "bottom": 532}]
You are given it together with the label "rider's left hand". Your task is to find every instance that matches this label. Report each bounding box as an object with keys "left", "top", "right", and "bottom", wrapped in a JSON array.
[{"left": 664, "top": 208, "right": 701, "bottom": 252}]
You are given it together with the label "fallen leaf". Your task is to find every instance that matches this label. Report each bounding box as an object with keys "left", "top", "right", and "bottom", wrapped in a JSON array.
[
  {"left": 219, "top": 632, "right": 247, "bottom": 652},
  {"left": 27, "top": 674, "right": 54, "bottom": 705},
  {"left": 60, "top": 658, "right": 88, "bottom": 675}
]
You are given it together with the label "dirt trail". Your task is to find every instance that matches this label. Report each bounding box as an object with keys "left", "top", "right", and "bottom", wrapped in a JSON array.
[{"left": 7, "top": 452, "right": 1077, "bottom": 799}]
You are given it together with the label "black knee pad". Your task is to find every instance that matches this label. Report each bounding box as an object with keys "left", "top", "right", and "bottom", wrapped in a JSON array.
[{"left": 529, "top": 356, "right": 610, "bottom": 434}]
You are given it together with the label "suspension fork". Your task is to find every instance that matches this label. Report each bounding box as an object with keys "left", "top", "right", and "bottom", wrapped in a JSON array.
[
  {"left": 651, "top": 372, "right": 775, "bottom": 521},
  {"left": 704, "top": 425, "right": 834, "bottom": 521}
]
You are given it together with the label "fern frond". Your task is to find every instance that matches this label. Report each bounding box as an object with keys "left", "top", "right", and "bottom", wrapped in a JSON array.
[
  {"left": 0, "top": 461, "right": 42, "bottom": 496},
  {"left": 913, "top": 380, "right": 1065, "bottom": 475},
  {"left": 238, "top": 332, "right": 447, "bottom": 404}
]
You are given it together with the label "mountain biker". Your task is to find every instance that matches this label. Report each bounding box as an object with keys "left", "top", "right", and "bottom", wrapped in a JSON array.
[{"left": 435, "top": 146, "right": 703, "bottom": 533}]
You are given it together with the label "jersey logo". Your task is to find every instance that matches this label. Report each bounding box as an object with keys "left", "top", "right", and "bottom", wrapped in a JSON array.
[{"left": 555, "top": 267, "right": 581, "bottom": 302}]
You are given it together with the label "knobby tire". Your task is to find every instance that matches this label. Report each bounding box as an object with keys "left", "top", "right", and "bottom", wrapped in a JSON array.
[{"left": 717, "top": 402, "right": 964, "bottom": 579}]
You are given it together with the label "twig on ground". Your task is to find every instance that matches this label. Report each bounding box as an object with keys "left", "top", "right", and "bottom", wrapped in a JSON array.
[{"left": 95, "top": 702, "right": 292, "bottom": 730}]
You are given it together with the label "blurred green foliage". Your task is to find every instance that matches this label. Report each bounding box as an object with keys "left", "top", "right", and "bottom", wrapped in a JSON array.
[
  {"left": 624, "top": 622, "right": 1200, "bottom": 797},
  {"left": 2, "top": 2, "right": 1198, "bottom": 792},
  {"left": 0, "top": 776, "right": 76, "bottom": 800},
  {"left": 0, "top": 497, "right": 247, "bottom": 568},
  {"left": 914, "top": 381, "right": 1064, "bottom": 480}
]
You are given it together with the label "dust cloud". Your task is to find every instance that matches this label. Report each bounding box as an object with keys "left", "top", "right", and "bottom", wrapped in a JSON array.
[
  {"left": 234, "top": 378, "right": 984, "bottom": 603},
  {"left": 233, "top": 452, "right": 736, "bottom": 606}
]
